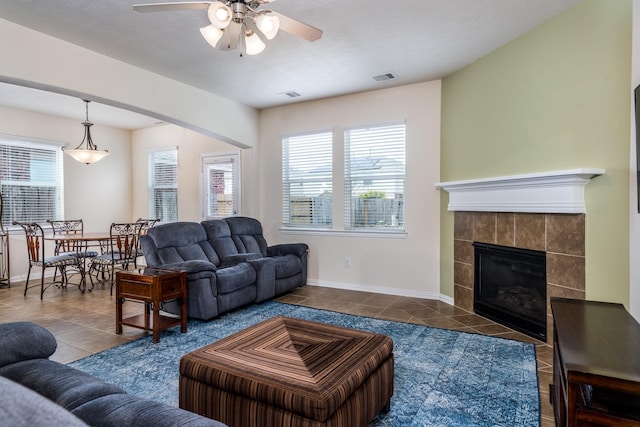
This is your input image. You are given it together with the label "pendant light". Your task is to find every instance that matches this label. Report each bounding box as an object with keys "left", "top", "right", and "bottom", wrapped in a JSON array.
[{"left": 63, "top": 99, "right": 109, "bottom": 165}]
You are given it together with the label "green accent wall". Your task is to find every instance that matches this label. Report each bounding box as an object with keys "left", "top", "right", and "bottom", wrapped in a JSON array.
[{"left": 440, "top": 0, "right": 632, "bottom": 304}]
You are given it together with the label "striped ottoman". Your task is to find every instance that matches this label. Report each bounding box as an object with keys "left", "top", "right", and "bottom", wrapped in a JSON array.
[{"left": 179, "top": 316, "right": 394, "bottom": 427}]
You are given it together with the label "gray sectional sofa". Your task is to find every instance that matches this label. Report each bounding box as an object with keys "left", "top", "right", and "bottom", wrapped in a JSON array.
[
  {"left": 0, "top": 321, "right": 226, "bottom": 427},
  {"left": 140, "top": 216, "right": 308, "bottom": 320}
]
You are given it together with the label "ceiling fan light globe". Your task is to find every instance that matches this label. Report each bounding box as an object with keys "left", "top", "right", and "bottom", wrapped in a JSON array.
[
  {"left": 200, "top": 25, "right": 224, "bottom": 47},
  {"left": 245, "top": 31, "right": 266, "bottom": 55},
  {"left": 208, "top": 1, "right": 231, "bottom": 29},
  {"left": 255, "top": 14, "right": 279, "bottom": 40}
]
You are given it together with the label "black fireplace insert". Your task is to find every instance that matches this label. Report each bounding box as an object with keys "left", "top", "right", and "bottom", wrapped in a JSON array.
[{"left": 473, "top": 242, "right": 547, "bottom": 341}]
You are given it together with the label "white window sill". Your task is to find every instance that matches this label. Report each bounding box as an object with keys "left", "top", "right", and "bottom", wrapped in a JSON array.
[{"left": 279, "top": 227, "right": 407, "bottom": 239}]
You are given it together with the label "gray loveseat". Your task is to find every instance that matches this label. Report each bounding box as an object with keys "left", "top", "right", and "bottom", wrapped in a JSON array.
[
  {"left": 140, "top": 217, "right": 308, "bottom": 320},
  {"left": 0, "top": 321, "right": 227, "bottom": 427}
]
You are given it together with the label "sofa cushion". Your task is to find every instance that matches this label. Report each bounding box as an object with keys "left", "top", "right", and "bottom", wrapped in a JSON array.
[
  {"left": 0, "top": 322, "right": 57, "bottom": 368},
  {"left": 224, "top": 217, "right": 268, "bottom": 256},
  {"left": 0, "top": 359, "right": 125, "bottom": 412},
  {"left": 72, "top": 393, "right": 226, "bottom": 427},
  {"left": 201, "top": 220, "right": 239, "bottom": 260},
  {"left": 147, "top": 222, "right": 221, "bottom": 265},
  {"left": 215, "top": 263, "right": 257, "bottom": 294},
  {"left": 0, "top": 376, "right": 89, "bottom": 427}
]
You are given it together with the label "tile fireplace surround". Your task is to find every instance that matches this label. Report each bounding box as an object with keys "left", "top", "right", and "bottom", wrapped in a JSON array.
[{"left": 436, "top": 169, "right": 604, "bottom": 343}]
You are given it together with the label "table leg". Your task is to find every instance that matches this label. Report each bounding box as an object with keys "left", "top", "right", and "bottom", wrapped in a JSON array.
[
  {"left": 152, "top": 301, "right": 160, "bottom": 344},
  {"left": 116, "top": 298, "right": 123, "bottom": 335},
  {"left": 180, "top": 297, "right": 187, "bottom": 333}
]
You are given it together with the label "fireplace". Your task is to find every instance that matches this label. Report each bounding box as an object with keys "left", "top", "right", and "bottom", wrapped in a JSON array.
[
  {"left": 473, "top": 242, "right": 547, "bottom": 341},
  {"left": 437, "top": 170, "right": 598, "bottom": 344}
]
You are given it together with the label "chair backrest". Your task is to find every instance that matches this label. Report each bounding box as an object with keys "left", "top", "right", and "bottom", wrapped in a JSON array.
[
  {"left": 47, "top": 219, "right": 84, "bottom": 253},
  {"left": 136, "top": 218, "right": 160, "bottom": 236},
  {"left": 12, "top": 222, "right": 45, "bottom": 263},
  {"left": 109, "top": 222, "right": 143, "bottom": 262}
]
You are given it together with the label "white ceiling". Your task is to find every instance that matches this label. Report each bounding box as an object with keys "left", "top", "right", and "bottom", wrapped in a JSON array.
[{"left": 0, "top": 0, "right": 580, "bottom": 130}]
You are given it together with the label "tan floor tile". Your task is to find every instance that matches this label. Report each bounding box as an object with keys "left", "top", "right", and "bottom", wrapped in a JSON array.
[
  {"left": 451, "top": 313, "right": 495, "bottom": 327},
  {"left": 471, "top": 323, "right": 513, "bottom": 335}
]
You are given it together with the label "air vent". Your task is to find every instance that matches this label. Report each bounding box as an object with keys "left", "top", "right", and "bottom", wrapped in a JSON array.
[
  {"left": 279, "top": 91, "right": 302, "bottom": 98},
  {"left": 373, "top": 72, "right": 398, "bottom": 82}
]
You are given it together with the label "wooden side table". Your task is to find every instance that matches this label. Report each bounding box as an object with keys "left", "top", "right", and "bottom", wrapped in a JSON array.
[
  {"left": 116, "top": 268, "right": 187, "bottom": 343},
  {"left": 551, "top": 298, "right": 640, "bottom": 426}
]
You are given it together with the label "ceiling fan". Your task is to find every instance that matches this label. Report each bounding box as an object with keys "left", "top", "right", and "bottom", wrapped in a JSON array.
[{"left": 133, "top": 1, "right": 323, "bottom": 55}]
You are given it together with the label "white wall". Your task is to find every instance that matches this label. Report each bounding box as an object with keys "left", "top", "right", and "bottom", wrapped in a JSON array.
[
  {"left": 257, "top": 81, "right": 443, "bottom": 299},
  {"left": 630, "top": 0, "right": 640, "bottom": 320},
  {"left": 131, "top": 125, "right": 246, "bottom": 222},
  {"left": 0, "top": 18, "right": 258, "bottom": 148},
  {"left": 0, "top": 105, "right": 131, "bottom": 280}
]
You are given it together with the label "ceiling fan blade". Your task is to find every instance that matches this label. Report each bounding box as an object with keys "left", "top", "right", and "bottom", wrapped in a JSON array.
[
  {"left": 271, "top": 11, "right": 322, "bottom": 42},
  {"left": 219, "top": 22, "right": 242, "bottom": 51},
  {"left": 133, "top": 2, "right": 211, "bottom": 13}
]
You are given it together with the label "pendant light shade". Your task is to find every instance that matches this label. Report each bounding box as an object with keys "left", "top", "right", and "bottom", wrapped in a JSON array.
[
  {"left": 244, "top": 29, "right": 265, "bottom": 55},
  {"left": 200, "top": 24, "right": 224, "bottom": 47},
  {"left": 63, "top": 99, "right": 110, "bottom": 165},
  {"left": 208, "top": 1, "right": 232, "bottom": 29},
  {"left": 255, "top": 14, "right": 280, "bottom": 40}
]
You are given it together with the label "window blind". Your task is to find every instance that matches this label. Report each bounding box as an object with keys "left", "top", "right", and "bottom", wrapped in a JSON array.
[
  {"left": 344, "top": 122, "right": 405, "bottom": 230},
  {"left": 147, "top": 148, "right": 178, "bottom": 223},
  {"left": 282, "top": 131, "right": 333, "bottom": 227},
  {"left": 0, "top": 138, "right": 64, "bottom": 227}
]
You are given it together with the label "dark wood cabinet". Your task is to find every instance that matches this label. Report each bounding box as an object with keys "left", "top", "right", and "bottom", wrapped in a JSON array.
[
  {"left": 551, "top": 298, "right": 640, "bottom": 426},
  {"left": 116, "top": 268, "right": 187, "bottom": 343}
]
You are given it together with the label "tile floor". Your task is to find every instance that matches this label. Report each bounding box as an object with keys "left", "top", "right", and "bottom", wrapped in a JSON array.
[{"left": 0, "top": 280, "right": 554, "bottom": 426}]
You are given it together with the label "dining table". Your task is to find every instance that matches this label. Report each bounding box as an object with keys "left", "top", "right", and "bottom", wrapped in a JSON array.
[{"left": 44, "top": 232, "right": 112, "bottom": 293}]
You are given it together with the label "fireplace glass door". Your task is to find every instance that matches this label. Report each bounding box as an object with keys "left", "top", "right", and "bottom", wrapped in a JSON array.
[{"left": 473, "top": 242, "right": 547, "bottom": 340}]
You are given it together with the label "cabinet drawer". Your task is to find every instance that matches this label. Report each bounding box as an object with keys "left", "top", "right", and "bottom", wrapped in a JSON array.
[
  {"left": 120, "top": 279, "right": 151, "bottom": 297},
  {"left": 161, "top": 277, "right": 182, "bottom": 296}
]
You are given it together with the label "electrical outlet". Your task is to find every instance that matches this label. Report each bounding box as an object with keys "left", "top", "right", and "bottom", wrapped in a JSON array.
[{"left": 344, "top": 257, "right": 351, "bottom": 268}]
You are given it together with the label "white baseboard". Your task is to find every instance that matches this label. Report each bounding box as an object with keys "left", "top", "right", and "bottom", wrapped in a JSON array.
[
  {"left": 8, "top": 274, "right": 455, "bottom": 307},
  {"left": 307, "top": 279, "right": 453, "bottom": 306},
  {"left": 10, "top": 270, "right": 71, "bottom": 283}
]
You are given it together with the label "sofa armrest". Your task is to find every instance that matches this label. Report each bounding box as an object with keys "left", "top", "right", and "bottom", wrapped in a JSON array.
[
  {"left": 267, "top": 243, "right": 309, "bottom": 258},
  {"left": 221, "top": 252, "right": 263, "bottom": 267},
  {"left": 139, "top": 235, "right": 160, "bottom": 267},
  {"left": 157, "top": 260, "right": 217, "bottom": 274},
  {"left": 248, "top": 257, "right": 276, "bottom": 302},
  {"left": 0, "top": 322, "right": 57, "bottom": 368},
  {"left": 0, "top": 377, "right": 89, "bottom": 427}
]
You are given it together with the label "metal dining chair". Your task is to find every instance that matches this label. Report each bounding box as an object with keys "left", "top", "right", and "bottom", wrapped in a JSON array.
[
  {"left": 47, "top": 219, "right": 99, "bottom": 257},
  {"left": 88, "top": 222, "right": 143, "bottom": 294},
  {"left": 12, "top": 221, "right": 80, "bottom": 299},
  {"left": 47, "top": 219, "right": 99, "bottom": 282}
]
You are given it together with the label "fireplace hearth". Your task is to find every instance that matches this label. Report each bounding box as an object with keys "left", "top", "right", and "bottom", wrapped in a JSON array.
[{"left": 473, "top": 242, "right": 547, "bottom": 340}]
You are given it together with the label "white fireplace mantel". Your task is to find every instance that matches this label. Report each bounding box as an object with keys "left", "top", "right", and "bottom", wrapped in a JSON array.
[{"left": 435, "top": 168, "right": 605, "bottom": 213}]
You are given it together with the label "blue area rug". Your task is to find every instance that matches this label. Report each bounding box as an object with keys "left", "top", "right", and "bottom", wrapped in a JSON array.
[{"left": 69, "top": 301, "right": 540, "bottom": 426}]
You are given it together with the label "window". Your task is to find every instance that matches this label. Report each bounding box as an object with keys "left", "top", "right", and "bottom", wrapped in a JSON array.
[
  {"left": 202, "top": 153, "right": 240, "bottom": 218},
  {"left": 282, "top": 131, "right": 333, "bottom": 227},
  {"left": 0, "top": 136, "right": 64, "bottom": 228},
  {"left": 344, "top": 123, "right": 405, "bottom": 230},
  {"left": 147, "top": 148, "right": 178, "bottom": 223}
]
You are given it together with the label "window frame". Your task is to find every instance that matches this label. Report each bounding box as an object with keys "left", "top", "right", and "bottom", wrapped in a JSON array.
[
  {"left": 343, "top": 121, "right": 406, "bottom": 232},
  {"left": 201, "top": 152, "right": 241, "bottom": 219},
  {"left": 0, "top": 134, "right": 64, "bottom": 228},
  {"left": 282, "top": 129, "right": 333, "bottom": 228},
  {"left": 147, "top": 146, "right": 178, "bottom": 224}
]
